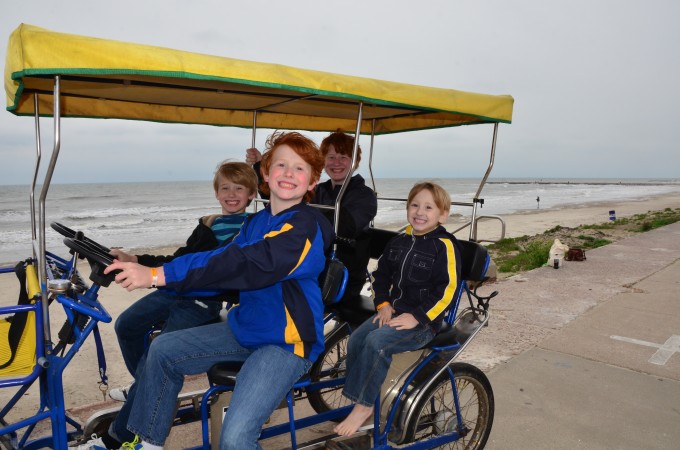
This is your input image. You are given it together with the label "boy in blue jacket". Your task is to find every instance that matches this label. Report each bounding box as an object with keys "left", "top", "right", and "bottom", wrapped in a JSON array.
[
  {"left": 104, "top": 131, "right": 332, "bottom": 450},
  {"left": 109, "top": 161, "right": 257, "bottom": 398},
  {"left": 334, "top": 182, "right": 462, "bottom": 437}
]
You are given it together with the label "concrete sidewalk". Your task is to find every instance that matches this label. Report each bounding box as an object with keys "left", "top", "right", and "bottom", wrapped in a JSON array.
[{"left": 484, "top": 222, "right": 680, "bottom": 449}]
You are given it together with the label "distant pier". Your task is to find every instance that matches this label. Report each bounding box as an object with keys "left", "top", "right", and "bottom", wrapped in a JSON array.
[{"left": 488, "top": 181, "right": 680, "bottom": 186}]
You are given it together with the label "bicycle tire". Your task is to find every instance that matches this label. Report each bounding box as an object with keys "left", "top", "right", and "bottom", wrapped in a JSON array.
[
  {"left": 402, "top": 362, "right": 494, "bottom": 449},
  {"left": 307, "top": 324, "right": 352, "bottom": 415}
]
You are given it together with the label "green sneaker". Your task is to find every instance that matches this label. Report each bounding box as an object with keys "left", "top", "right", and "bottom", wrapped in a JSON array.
[{"left": 120, "top": 437, "right": 143, "bottom": 450}]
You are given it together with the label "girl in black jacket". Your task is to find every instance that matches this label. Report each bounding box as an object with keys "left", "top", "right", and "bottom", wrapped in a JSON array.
[{"left": 334, "top": 182, "right": 462, "bottom": 437}]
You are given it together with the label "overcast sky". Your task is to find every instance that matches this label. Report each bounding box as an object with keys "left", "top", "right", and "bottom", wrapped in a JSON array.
[{"left": 1, "top": 0, "right": 679, "bottom": 185}]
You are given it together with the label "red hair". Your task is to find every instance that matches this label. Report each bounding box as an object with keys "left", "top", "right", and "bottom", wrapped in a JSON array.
[
  {"left": 320, "top": 130, "right": 362, "bottom": 167},
  {"left": 259, "top": 131, "right": 324, "bottom": 203}
]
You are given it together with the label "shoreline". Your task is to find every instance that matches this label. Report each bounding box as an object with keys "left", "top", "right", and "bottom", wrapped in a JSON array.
[
  {"left": 377, "top": 191, "right": 680, "bottom": 243},
  {"left": 487, "top": 181, "right": 680, "bottom": 186},
  {"left": 2, "top": 192, "right": 680, "bottom": 268}
]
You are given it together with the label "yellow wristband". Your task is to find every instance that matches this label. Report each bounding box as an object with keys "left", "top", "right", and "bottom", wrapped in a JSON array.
[
  {"left": 150, "top": 267, "right": 158, "bottom": 288},
  {"left": 376, "top": 301, "right": 390, "bottom": 311}
]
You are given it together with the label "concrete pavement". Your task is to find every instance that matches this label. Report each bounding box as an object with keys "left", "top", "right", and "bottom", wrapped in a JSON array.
[{"left": 484, "top": 222, "right": 680, "bottom": 449}]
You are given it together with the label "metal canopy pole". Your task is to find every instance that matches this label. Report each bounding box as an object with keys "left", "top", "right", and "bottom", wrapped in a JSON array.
[
  {"left": 469, "top": 123, "right": 498, "bottom": 241},
  {"left": 38, "top": 76, "right": 63, "bottom": 347},
  {"left": 331, "top": 102, "right": 364, "bottom": 251},
  {"left": 30, "top": 94, "right": 42, "bottom": 254},
  {"left": 367, "top": 120, "right": 376, "bottom": 193},
  {"left": 251, "top": 111, "right": 257, "bottom": 148}
]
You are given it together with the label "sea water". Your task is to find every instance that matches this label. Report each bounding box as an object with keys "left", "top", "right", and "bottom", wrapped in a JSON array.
[{"left": 1, "top": 178, "right": 679, "bottom": 264}]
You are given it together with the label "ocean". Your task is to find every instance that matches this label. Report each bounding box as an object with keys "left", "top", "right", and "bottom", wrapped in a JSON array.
[{"left": 1, "top": 178, "right": 679, "bottom": 265}]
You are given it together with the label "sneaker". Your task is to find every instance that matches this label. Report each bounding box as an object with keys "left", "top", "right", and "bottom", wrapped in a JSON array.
[
  {"left": 109, "top": 383, "right": 133, "bottom": 402},
  {"left": 120, "top": 436, "right": 143, "bottom": 450},
  {"left": 68, "top": 434, "right": 107, "bottom": 450}
]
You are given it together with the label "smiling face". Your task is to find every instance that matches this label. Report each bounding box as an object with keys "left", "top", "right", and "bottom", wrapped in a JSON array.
[
  {"left": 324, "top": 144, "right": 353, "bottom": 186},
  {"left": 407, "top": 188, "right": 449, "bottom": 234},
  {"left": 264, "top": 144, "right": 317, "bottom": 213},
  {"left": 215, "top": 175, "right": 255, "bottom": 214}
]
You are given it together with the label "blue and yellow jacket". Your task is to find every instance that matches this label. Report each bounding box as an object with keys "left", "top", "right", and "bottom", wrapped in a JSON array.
[
  {"left": 163, "top": 203, "right": 334, "bottom": 362},
  {"left": 371, "top": 225, "right": 462, "bottom": 333}
]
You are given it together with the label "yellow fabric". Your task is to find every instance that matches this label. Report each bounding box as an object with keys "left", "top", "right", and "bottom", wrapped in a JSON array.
[
  {"left": 283, "top": 306, "right": 304, "bottom": 358},
  {"left": 0, "top": 312, "right": 36, "bottom": 377},
  {"left": 5, "top": 24, "right": 514, "bottom": 134},
  {"left": 425, "top": 238, "right": 458, "bottom": 321},
  {"left": 26, "top": 263, "right": 40, "bottom": 298},
  {"left": 0, "top": 263, "right": 40, "bottom": 378}
]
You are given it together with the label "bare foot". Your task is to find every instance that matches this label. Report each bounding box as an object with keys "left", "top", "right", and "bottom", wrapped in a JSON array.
[{"left": 333, "top": 404, "right": 374, "bottom": 437}]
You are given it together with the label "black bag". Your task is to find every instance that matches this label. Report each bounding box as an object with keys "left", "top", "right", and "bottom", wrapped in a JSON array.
[{"left": 565, "top": 248, "right": 586, "bottom": 261}]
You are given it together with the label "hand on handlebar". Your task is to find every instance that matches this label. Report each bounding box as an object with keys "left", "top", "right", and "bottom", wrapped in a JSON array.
[
  {"left": 104, "top": 261, "right": 163, "bottom": 292},
  {"left": 109, "top": 248, "right": 138, "bottom": 263},
  {"left": 245, "top": 147, "right": 262, "bottom": 166}
]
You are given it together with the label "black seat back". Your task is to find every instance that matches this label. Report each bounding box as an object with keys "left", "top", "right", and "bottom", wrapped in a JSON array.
[
  {"left": 319, "top": 258, "right": 348, "bottom": 306},
  {"left": 457, "top": 240, "right": 490, "bottom": 282},
  {"left": 367, "top": 228, "right": 399, "bottom": 260}
]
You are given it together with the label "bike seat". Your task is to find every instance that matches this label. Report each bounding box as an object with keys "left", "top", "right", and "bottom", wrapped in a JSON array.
[
  {"left": 207, "top": 361, "right": 244, "bottom": 386},
  {"left": 207, "top": 360, "right": 311, "bottom": 387}
]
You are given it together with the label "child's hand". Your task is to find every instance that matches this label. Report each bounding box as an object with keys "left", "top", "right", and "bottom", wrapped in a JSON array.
[
  {"left": 104, "top": 261, "right": 160, "bottom": 292},
  {"left": 389, "top": 313, "right": 418, "bottom": 330},
  {"left": 373, "top": 304, "right": 394, "bottom": 327},
  {"left": 245, "top": 147, "right": 262, "bottom": 165},
  {"left": 109, "top": 248, "right": 137, "bottom": 263}
]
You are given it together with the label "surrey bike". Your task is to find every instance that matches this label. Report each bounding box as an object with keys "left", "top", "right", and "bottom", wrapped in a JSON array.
[{"left": 2, "top": 24, "right": 513, "bottom": 449}]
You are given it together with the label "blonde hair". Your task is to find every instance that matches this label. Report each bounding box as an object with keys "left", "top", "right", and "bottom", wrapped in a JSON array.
[
  {"left": 407, "top": 182, "right": 451, "bottom": 215},
  {"left": 213, "top": 161, "right": 258, "bottom": 205}
]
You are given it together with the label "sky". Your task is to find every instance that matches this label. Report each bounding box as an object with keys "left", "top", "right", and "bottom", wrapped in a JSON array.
[{"left": 1, "top": 0, "right": 679, "bottom": 185}]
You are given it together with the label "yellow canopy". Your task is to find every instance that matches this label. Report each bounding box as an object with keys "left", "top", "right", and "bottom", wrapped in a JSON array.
[{"left": 5, "top": 24, "right": 513, "bottom": 134}]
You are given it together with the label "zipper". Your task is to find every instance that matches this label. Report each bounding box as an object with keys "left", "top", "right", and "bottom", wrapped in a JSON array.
[{"left": 393, "top": 233, "right": 417, "bottom": 310}]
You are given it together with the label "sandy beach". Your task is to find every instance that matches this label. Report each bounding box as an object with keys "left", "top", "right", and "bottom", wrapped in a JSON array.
[{"left": 1, "top": 192, "right": 679, "bottom": 447}]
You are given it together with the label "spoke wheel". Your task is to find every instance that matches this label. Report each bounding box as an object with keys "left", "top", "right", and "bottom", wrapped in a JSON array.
[
  {"left": 404, "top": 362, "right": 494, "bottom": 450},
  {"left": 307, "top": 324, "right": 352, "bottom": 416}
]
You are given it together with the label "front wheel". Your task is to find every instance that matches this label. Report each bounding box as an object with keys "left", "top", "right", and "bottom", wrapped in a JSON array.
[
  {"left": 307, "top": 323, "right": 352, "bottom": 415},
  {"left": 403, "top": 362, "right": 494, "bottom": 449}
]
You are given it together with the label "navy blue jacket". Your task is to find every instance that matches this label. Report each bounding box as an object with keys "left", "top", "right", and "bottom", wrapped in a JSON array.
[
  {"left": 371, "top": 225, "right": 462, "bottom": 332},
  {"left": 163, "top": 203, "right": 334, "bottom": 362}
]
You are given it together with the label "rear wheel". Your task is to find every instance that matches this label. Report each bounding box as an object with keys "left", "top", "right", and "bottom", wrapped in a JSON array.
[
  {"left": 403, "top": 362, "right": 494, "bottom": 449},
  {"left": 307, "top": 324, "right": 352, "bottom": 415}
]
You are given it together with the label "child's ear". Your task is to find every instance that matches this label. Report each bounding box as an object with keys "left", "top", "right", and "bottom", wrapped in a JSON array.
[{"left": 307, "top": 179, "right": 318, "bottom": 192}]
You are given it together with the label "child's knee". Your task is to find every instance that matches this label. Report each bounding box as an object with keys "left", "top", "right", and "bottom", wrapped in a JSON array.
[{"left": 219, "top": 420, "right": 250, "bottom": 450}]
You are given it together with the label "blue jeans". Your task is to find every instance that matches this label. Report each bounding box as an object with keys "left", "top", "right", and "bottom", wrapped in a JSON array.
[
  {"left": 114, "top": 289, "right": 222, "bottom": 375},
  {"left": 125, "top": 321, "right": 311, "bottom": 448},
  {"left": 109, "top": 291, "right": 222, "bottom": 443},
  {"left": 342, "top": 316, "right": 435, "bottom": 407}
]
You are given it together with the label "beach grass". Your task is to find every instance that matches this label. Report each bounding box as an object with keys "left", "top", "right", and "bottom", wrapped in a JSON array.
[{"left": 488, "top": 207, "right": 680, "bottom": 277}]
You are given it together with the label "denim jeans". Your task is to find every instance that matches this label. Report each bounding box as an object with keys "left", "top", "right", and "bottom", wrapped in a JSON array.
[
  {"left": 125, "top": 321, "right": 311, "bottom": 448},
  {"left": 342, "top": 315, "right": 435, "bottom": 407},
  {"left": 114, "top": 289, "right": 222, "bottom": 375}
]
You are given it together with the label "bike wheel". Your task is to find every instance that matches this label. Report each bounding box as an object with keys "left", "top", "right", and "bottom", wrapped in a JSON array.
[
  {"left": 403, "top": 362, "right": 494, "bottom": 449},
  {"left": 307, "top": 324, "right": 352, "bottom": 415}
]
